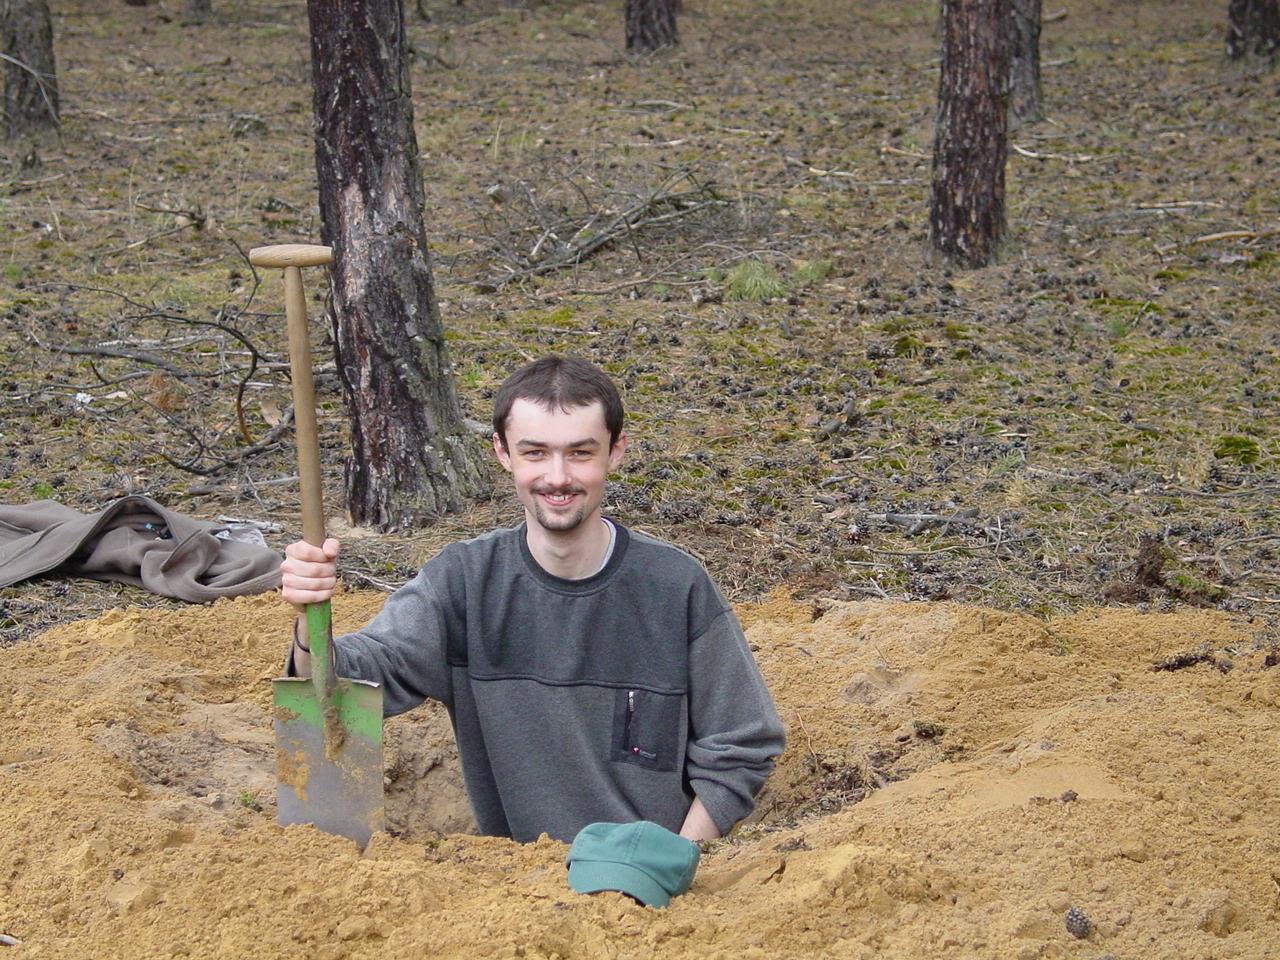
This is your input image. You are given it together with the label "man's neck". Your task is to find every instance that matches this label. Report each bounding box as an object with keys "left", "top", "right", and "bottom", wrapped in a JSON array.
[{"left": 524, "top": 513, "right": 612, "bottom": 580}]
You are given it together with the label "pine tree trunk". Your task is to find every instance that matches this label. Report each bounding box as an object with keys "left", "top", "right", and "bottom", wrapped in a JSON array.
[
  {"left": 929, "top": 0, "right": 1011, "bottom": 269},
  {"left": 1009, "top": 0, "right": 1043, "bottom": 126},
  {"left": 626, "top": 0, "right": 677, "bottom": 51},
  {"left": 2, "top": 0, "right": 59, "bottom": 141},
  {"left": 306, "top": 0, "right": 487, "bottom": 530},
  {"left": 1227, "top": 0, "right": 1279, "bottom": 60}
]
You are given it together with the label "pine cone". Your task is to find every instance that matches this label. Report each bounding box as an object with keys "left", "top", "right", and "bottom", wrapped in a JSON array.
[{"left": 1065, "top": 907, "right": 1092, "bottom": 939}]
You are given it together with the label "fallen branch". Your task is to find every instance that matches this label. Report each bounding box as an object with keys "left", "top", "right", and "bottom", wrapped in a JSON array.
[
  {"left": 100, "top": 222, "right": 197, "bottom": 257},
  {"left": 868, "top": 508, "right": 982, "bottom": 537},
  {"left": 187, "top": 475, "right": 298, "bottom": 496},
  {"left": 1190, "top": 228, "right": 1279, "bottom": 244},
  {"left": 879, "top": 145, "right": 929, "bottom": 160},
  {"left": 479, "top": 168, "right": 729, "bottom": 288},
  {"left": 1011, "top": 143, "right": 1096, "bottom": 162},
  {"left": 33, "top": 330, "right": 196, "bottom": 381},
  {"left": 161, "top": 406, "right": 295, "bottom": 476}
]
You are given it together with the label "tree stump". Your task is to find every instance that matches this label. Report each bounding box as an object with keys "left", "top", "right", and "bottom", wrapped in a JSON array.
[
  {"left": 2, "top": 0, "right": 59, "bottom": 142},
  {"left": 929, "top": 0, "right": 1011, "bottom": 269},
  {"left": 626, "top": 0, "right": 678, "bottom": 51},
  {"left": 1227, "top": 0, "right": 1279, "bottom": 60},
  {"left": 1010, "top": 0, "right": 1043, "bottom": 126}
]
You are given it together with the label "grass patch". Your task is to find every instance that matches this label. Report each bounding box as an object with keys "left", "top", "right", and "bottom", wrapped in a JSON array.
[
  {"left": 1214, "top": 435, "right": 1261, "bottom": 466},
  {"left": 725, "top": 261, "right": 790, "bottom": 302}
]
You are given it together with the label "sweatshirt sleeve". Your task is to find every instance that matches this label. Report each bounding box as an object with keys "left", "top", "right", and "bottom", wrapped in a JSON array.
[
  {"left": 285, "top": 554, "right": 459, "bottom": 718},
  {"left": 685, "top": 605, "right": 786, "bottom": 834}
]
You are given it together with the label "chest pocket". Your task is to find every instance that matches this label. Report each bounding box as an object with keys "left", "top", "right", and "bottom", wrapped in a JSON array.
[{"left": 610, "top": 687, "right": 683, "bottom": 772}]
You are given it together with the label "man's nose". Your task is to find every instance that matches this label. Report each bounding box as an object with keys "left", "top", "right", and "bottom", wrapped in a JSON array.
[{"left": 546, "top": 454, "right": 569, "bottom": 485}]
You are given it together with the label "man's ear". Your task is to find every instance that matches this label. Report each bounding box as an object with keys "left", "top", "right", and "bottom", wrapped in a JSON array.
[
  {"left": 608, "top": 431, "right": 627, "bottom": 472},
  {"left": 492, "top": 432, "right": 512, "bottom": 471}
]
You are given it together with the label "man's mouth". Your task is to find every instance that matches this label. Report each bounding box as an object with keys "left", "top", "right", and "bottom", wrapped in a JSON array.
[{"left": 536, "top": 490, "right": 581, "bottom": 506}]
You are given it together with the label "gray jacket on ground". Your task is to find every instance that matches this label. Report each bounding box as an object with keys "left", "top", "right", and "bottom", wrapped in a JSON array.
[{"left": 322, "top": 522, "right": 785, "bottom": 843}]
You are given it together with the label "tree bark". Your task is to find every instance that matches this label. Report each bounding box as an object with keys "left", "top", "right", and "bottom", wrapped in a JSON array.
[
  {"left": 1009, "top": 0, "right": 1043, "bottom": 126},
  {"left": 626, "top": 0, "right": 677, "bottom": 51},
  {"left": 929, "top": 0, "right": 1011, "bottom": 269},
  {"left": 306, "top": 0, "right": 487, "bottom": 530},
  {"left": 2, "top": 0, "right": 59, "bottom": 141},
  {"left": 1227, "top": 0, "right": 1279, "bottom": 60}
]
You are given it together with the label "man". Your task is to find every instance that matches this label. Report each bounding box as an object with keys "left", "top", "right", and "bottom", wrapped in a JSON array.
[{"left": 282, "top": 356, "right": 785, "bottom": 844}]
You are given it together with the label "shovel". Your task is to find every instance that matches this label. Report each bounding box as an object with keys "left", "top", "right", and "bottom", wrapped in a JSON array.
[{"left": 249, "top": 243, "right": 384, "bottom": 848}]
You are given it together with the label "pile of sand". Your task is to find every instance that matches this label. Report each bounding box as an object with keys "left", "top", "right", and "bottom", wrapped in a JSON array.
[{"left": 1, "top": 592, "right": 1276, "bottom": 958}]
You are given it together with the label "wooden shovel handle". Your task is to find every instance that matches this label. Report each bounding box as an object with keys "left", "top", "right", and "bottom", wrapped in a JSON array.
[
  {"left": 282, "top": 263, "right": 327, "bottom": 548},
  {"left": 249, "top": 244, "right": 333, "bottom": 549}
]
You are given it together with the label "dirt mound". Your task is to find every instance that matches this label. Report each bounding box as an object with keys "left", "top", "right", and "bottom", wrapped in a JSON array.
[{"left": 1, "top": 593, "right": 1277, "bottom": 959}]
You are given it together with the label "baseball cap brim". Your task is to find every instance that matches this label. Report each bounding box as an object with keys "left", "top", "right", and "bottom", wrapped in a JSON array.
[{"left": 568, "top": 859, "right": 672, "bottom": 908}]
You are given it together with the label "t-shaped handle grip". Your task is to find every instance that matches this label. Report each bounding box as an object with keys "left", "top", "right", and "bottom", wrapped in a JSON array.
[{"left": 248, "top": 243, "right": 333, "bottom": 269}]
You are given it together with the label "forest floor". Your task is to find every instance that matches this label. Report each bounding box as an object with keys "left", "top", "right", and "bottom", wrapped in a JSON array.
[{"left": 1, "top": 0, "right": 1278, "bottom": 957}]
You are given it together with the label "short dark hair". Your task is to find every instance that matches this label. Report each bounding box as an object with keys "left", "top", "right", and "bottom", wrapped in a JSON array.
[{"left": 492, "top": 356, "right": 624, "bottom": 451}]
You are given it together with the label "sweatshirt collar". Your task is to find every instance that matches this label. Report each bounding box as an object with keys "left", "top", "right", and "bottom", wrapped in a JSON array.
[{"left": 516, "top": 519, "right": 630, "bottom": 592}]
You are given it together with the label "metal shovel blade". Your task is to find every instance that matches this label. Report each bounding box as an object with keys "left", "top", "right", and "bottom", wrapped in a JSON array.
[{"left": 273, "top": 602, "right": 384, "bottom": 848}]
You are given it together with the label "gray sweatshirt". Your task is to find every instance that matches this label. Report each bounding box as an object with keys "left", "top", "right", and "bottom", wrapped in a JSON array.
[{"left": 323, "top": 522, "right": 785, "bottom": 843}]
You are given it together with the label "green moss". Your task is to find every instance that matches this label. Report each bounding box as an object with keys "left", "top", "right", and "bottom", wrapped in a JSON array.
[
  {"left": 893, "top": 334, "right": 926, "bottom": 358},
  {"left": 1166, "top": 570, "right": 1228, "bottom": 602},
  {"left": 1214, "top": 435, "right": 1260, "bottom": 465},
  {"left": 543, "top": 305, "right": 575, "bottom": 326},
  {"left": 878, "top": 316, "right": 914, "bottom": 335},
  {"left": 793, "top": 259, "right": 832, "bottom": 284},
  {"left": 725, "top": 261, "right": 790, "bottom": 302}
]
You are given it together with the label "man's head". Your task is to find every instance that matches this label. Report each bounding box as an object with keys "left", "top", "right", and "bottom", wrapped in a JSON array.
[
  {"left": 491, "top": 357, "right": 627, "bottom": 535},
  {"left": 492, "top": 356, "right": 624, "bottom": 454}
]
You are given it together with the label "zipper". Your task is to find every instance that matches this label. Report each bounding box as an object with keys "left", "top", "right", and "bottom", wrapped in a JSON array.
[
  {"left": 625, "top": 690, "right": 656, "bottom": 760},
  {"left": 624, "top": 690, "right": 635, "bottom": 749}
]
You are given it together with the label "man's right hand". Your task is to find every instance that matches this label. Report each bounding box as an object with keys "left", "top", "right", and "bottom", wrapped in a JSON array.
[{"left": 281, "top": 538, "right": 341, "bottom": 606}]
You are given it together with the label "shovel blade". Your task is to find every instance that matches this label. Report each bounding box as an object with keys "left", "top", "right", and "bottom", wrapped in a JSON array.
[{"left": 273, "top": 675, "right": 384, "bottom": 848}]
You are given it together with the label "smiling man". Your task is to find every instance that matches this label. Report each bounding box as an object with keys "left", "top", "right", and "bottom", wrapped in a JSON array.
[{"left": 282, "top": 356, "right": 785, "bottom": 844}]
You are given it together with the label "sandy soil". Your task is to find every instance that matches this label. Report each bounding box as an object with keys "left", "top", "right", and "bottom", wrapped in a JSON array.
[{"left": 1, "top": 593, "right": 1276, "bottom": 959}]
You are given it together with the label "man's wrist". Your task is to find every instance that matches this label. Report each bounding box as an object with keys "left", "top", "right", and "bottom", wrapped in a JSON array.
[{"left": 294, "top": 618, "right": 311, "bottom": 654}]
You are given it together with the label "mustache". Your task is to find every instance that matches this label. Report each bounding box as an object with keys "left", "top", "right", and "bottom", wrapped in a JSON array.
[{"left": 532, "top": 484, "right": 586, "bottom": 496}]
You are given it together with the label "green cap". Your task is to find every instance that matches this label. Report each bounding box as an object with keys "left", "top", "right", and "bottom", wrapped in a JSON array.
[{"left": 566, "top": 821, "right": 701, "bottom": 908}]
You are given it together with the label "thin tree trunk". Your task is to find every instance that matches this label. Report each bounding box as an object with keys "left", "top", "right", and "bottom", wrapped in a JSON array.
[
  {"left": 2, "top": 0, "right": 59, "bottom": 141},
  {"left": 626, "top": 0, "right": 677, "bottom": 51},
  {"left": 929, "top": 0, "right": 1011, "bottom": 269},
  {"left": 306, "top": 0, "right": 487, "bottom": 530},
  {"left": 1227, "top": 0, "right": 1279, "bottom": 60},
  {"left": 1009, "top": 0, "right": 1043, "bottom": 126}
]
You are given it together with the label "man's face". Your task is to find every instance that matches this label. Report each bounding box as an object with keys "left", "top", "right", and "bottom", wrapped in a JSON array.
[{"left": 493, "top": 398, "right": 626, "bottom": 534}]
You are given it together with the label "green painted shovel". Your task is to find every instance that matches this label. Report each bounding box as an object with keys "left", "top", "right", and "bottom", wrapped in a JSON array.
[{"left": 249, "top": 243, "right": 384, "bottom": 848}]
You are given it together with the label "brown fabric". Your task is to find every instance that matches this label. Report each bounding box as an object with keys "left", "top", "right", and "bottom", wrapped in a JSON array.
[{"left": 0, "top": 497, "right": 282, "bottom": 603}]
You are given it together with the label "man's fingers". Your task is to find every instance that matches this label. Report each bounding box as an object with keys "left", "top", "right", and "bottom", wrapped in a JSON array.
[
  {"left": 281, "top": 539, "right": 340, "bottom": 606},
  {"left": 284, "top": 539, "right": 342, "bottom": 563}
]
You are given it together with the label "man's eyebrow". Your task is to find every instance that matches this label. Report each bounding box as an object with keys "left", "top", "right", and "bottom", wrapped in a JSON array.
[{"left": 513, "top": 437, "right": 601, "bottom": 450}]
